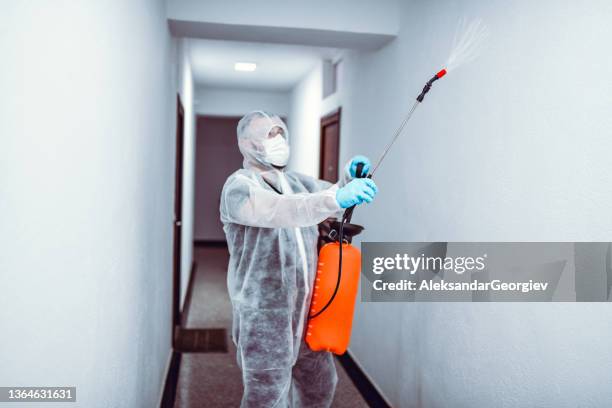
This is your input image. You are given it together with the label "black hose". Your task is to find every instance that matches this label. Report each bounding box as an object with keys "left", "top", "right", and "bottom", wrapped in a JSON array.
[
  {"left": 309, "top": 211, "right": 349, "bottom": 319},
  {"left": 309, "top": 163, "right": 365, "bottom": 319}
]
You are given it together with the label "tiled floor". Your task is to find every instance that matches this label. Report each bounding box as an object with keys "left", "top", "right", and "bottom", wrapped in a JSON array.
[{"left": 173, "top": 245, "right": 369, "bottom": 407}]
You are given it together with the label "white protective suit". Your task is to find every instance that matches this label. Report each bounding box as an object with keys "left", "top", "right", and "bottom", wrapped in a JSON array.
[{"left": 220, "top": 111, "right": 352, "bottom": 407}]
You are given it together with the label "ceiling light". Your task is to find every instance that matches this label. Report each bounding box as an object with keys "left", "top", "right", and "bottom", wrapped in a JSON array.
[{"left": 234, "top": 62, "right": 257, "bottom": 72}]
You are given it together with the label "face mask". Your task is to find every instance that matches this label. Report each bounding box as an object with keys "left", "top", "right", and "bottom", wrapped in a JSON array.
[{"left": 261, "top": 134, "right": 290, "bottom": 167}]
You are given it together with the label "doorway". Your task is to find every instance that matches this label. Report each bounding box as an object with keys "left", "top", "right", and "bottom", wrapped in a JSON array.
[
  {"left": 319, "top": 108, "right": 341, "bottom": 182},
  {"left": 193, "top": 116, "right": 244, "bottom": 244},
  {"left": 172, "top": 94, "right": 185, "bottom": 347}
]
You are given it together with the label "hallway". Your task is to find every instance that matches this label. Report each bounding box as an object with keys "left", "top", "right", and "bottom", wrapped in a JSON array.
[{"left": 173, "top": 246, "right": 369, "bottom": 407}]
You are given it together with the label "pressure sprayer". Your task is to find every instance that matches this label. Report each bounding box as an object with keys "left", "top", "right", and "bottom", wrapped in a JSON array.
[{"left": 306, "top": 69, "right": 448, "bottom": 354}]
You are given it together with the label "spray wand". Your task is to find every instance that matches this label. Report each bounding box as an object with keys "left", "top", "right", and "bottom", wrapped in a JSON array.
[
  {"left": 349, "top": 67, "right": 447, "bottom": 216},
  {"left": 338, "top": 68, "right": 448, "bottom": 228},
  {"left": 369, "top": 68, "right": 447, "bottom": 177}
]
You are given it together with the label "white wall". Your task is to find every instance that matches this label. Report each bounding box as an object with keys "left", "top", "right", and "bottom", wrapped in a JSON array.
[
  {"left": 176, "top": 39, "right": 196, "bottom": 309},
  {"left": 287, "top": 64, "right": 323, "bottom": 176},
  {"left": 195, "top": 87, "right": 290, "bottom": 117},
  {"left": 288, "top": 61, "right": 344, "bottom": 177},
  {"left": 0, "top": 1, "right": 176, "bottom": 406},
  {"left": 336, "top": 0, "right": 612, "bottom": 406}
]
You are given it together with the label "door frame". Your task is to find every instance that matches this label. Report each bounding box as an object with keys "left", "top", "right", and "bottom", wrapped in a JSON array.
[
  {"left": 172, "top": 94, "right": 185, "bottom": 347},
  {"left": 319, "top": 108, "right": 342, "bottom": 181}
]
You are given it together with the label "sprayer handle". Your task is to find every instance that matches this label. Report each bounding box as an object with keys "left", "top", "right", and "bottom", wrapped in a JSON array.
[
  {"left": 355, "top": 162, "right": 365, "bottom": 179},
  {"left": 355, "top": 162, "right": 373, "bottom": 179},
  {"left": 355, "top": 163, "right": 366, "bottom": 178},
  {"left": 344, "top": 162, "right": 371, "bottom": 223}
]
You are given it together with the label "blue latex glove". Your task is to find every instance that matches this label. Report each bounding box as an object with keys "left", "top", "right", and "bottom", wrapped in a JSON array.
[
  {"left": 336, "top": 178, "right": 378, "bottom": 209},
  {"left": 347, "top": 155, "right": 371, "bottom": 178}
]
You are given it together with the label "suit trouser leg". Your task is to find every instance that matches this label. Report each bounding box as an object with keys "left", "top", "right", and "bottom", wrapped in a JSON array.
[{"left": 290, "top": 341, "right": 338, "bottom": 408}]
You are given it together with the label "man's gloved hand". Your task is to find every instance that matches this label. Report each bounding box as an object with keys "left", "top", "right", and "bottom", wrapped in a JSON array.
[
  {"left": 346, "top": 155, "right": 371, "bottom": 178},
  {"left": 336, "top": 178, "right": 378, "bottom": 209}
]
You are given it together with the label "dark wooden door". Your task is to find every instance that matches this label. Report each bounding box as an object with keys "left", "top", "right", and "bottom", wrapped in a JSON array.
[
  {"left": 194, "top": 116, "right": 243, "bottom": 243},
  {"left": 172, "top": 94, "right": 185, "bottom": 347},
  {"left": 319, "top": 109, "right": 341, "bottom": 182}
]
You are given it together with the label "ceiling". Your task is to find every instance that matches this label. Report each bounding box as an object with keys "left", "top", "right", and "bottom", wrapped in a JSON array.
[{"left": 188, "top": 39, "right": 340, "bottom": 92}]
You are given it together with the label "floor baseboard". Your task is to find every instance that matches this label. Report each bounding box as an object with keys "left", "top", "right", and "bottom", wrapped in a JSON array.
[
  {"left": 336, "top": 351, "right": 391, "bottom": 408},
  {"left": 159, "top": 350, "right": 182, "bottom": 408},
  {"left": 160, "top": 259, "right": 197, "bottom": 408}
]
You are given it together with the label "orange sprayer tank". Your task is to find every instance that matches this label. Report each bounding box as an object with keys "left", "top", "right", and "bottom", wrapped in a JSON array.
[{"left": 306, "top": 241, "right": 361, "bottom": 355}]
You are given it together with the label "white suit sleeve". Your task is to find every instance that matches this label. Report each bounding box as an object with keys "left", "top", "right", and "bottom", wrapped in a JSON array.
[
  {"left": 220, "top": 174, "right": 342, "bottom": 228},
  {"left": 292, "top": 159, "right": 353, "bottom": 193}
]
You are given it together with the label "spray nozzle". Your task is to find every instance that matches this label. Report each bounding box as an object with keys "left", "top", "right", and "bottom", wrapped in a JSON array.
[{"left": 416, "top": 68, "right": 447, "bottom": 102}]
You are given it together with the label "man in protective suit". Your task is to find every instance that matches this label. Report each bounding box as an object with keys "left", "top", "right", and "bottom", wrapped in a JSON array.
[{"left": 220, "top": 110, "right": 378, "bottom": 407}]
